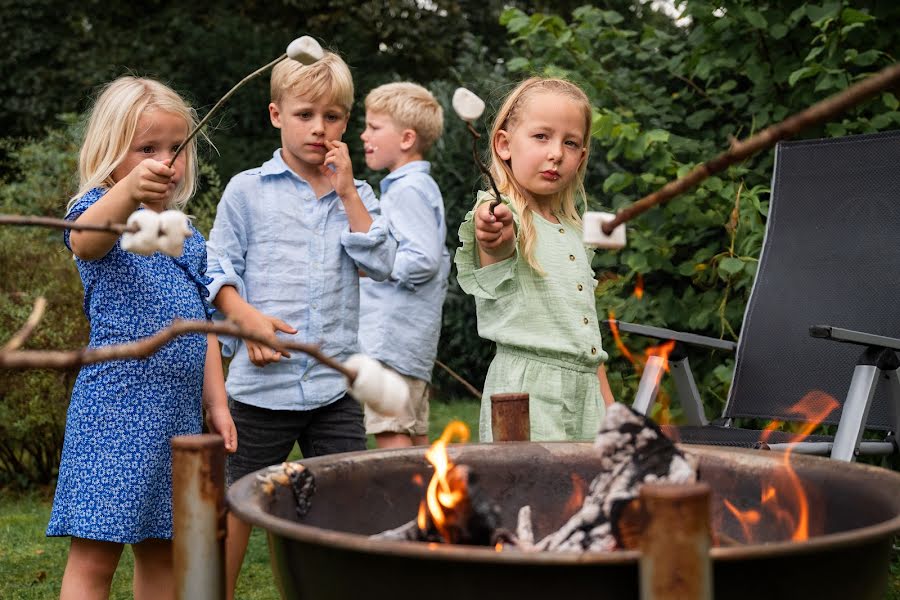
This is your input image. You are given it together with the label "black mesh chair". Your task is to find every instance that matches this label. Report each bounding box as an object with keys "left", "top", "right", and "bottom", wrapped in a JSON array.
[{"left": 613, "top": 129, "right": 900, "bottom": 461}]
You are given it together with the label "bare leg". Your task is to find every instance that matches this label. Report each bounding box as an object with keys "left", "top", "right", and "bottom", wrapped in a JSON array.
[
  {"left": 132, "top": 538, "right": 174, "bottom": 600},
  {"left": 225, "top": 512, "right": 252, "bottom": 600},
  {"left": 374, "top": 432, "right": 414, "bottom": 448},
  {"left": 412, "top": 434, "right": 429, "bottom": 446},
  {"left": 60, "top": 537, "right": 123, "bottom": 600}
]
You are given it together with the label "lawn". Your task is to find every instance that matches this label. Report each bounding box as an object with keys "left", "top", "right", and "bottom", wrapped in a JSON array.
[{"left": 0, "top": 398, "right": 480, "bottom": 600}]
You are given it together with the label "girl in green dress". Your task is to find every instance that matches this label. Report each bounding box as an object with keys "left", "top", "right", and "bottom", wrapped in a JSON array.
[{"left": 455, "top": 77, "right": 615, "bottom": 442}]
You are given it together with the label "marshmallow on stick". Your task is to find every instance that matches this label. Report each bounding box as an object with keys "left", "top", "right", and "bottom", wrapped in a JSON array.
[
  {"left": 344, "top": 354, "right": 410, "bottom": 417},
  {"left": 157, "top": 210, "right": 193, "bottom": 257},
  {"left": 121, "top": 210, "right": 160, "bottom": 256},
  {"left": 452, "top": 87, "right": 486, "bottom": 121},
  {"left": 287, "top": 36, "right": 325, "bottom": 64},
  {"left": 583, "top": 212, "right": 627, "bottom": 249}
]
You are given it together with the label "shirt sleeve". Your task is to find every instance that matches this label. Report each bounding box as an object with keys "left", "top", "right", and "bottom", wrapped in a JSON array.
[
  {"left": 63, "top": 188, "right": 107, "bottom": 251},
  {"left": 454, "top": 191, "right": 519, "bottom": 300},
  {"left": 341, "top": 182, "right": 397, "bottom": 281},
  {"left": 205, "top": 181, "right": 250, "bottom": 356},
  {"left": 384, "top": 184, "right": 445, "bottom": 289}
]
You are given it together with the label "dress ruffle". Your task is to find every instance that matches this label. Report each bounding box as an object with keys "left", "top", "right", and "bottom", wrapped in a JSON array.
[{"left": 454, "top": 191, "right": 521, "bottom": 300}]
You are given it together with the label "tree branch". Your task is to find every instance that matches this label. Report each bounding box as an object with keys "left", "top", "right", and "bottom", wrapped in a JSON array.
[
  {"left": 3, "top": 297, "right": 47, "bottom": 352},
  {"left": 602, "top": 62, "right": 900, "bottom": 234},
  {"left": 0, "top": 301, "right": 354, "bottom": 381}
]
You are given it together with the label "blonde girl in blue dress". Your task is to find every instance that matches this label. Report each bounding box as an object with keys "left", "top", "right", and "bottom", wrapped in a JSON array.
[
  {"left": 455, "top": 77, "right": 616, "bottom": 442},
  {"left": 47, "top": 76, "right": 236, "bottom": 600}
]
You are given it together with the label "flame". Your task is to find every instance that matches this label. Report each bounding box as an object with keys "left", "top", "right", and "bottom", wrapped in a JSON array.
[
  {"left": 608, "top": 310, "right": 676, "bottom": 423},
  {"left": 494, "top": 542, "right": 503, "bottom": 552},
  {"left": 422, "top": 420, "right": 471, "bottom": 542},
  {"left": 561, "top": 473, "right": 588, "bottom": 520},
  {"left": 633, "top": 273, "right": 644, "bottom": 299},
  {"left": 722, "top": 391, "right": 838, "bottom": 543}
]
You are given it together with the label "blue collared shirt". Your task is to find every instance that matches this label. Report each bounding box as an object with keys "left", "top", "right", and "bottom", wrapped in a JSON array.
[
  {"left": 206, "top": 150, "right": 397, "bottom": 411},
  {"left": 359, "top": 161, "right": 450, "bottom": 381}
]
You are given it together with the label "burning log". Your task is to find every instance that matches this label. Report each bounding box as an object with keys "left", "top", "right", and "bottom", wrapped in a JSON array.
[
  {"left": 520, "top": 403, "right": 697, "bottom": 552},
  {"left": 256, "top": 462, "right": 316, "bottom": 519}
]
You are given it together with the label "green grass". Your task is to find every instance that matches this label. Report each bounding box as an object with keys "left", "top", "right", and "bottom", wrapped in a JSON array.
[{"left": 0, "top": 398, "right": 480, "bottom": 600}]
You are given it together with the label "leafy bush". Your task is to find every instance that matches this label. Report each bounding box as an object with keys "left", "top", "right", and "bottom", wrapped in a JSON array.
[{"left": 498, "top": 1, "right": 900, "bottom": 418}]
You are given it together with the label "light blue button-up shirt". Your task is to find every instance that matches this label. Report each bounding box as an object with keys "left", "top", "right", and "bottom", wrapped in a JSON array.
[
  {"left": 359, "top": 161, "right": 450, "bottom": 381},
  {"left": 206, "top": 150, "right": 397, "bottom": 411}
]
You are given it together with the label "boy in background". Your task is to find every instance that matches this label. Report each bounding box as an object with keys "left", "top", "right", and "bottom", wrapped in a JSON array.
[
  {"left": 206, "top": 52, "right": 396, "bottom": 598},
  {"left": 359, "top": 82, "right": 450, "bottom": 447}
]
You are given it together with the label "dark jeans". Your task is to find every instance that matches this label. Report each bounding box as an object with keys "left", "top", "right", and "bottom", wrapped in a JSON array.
[{"left": 226, "top": 394, "right": 366, "bottom": 486}]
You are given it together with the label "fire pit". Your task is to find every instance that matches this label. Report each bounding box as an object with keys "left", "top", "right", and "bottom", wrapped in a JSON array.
[{"left": 228, "top": 442, "right": 900, "bottom": 599}]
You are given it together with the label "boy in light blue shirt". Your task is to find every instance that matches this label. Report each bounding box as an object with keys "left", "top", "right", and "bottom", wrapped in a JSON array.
[
  {"left": 206, "top": 52, "right": 396, "bottom": 597},
  {"left": 359, "top": 82, "right": 450, "bottom": 448}
]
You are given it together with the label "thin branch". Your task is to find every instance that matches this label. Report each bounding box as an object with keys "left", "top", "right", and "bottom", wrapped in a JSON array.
[
  {"left": 602, "top": 62, "right": 900, "bottom": 234},
  {"left": 0, "top": 214, "right": 134, "bottom": 234},
  {"left": 0, "top": 317, "right": 355, "bottom": 381},
  {"left": 435, "top": 359, "right": 482, "bottom": 400},
  {"left": 2, "top": 297, "right": 47, "bottom": 352},
  {"left": 168, "top": 54, "right": 288, "bottom": 167}
]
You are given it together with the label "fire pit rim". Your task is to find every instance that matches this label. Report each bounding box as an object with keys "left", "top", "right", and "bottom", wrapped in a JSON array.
[{"left": 226, "top": 442, "right": 900, "bottom": 564}]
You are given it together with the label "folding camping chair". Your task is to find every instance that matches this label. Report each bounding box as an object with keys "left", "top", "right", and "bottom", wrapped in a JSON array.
[{"left": 614, "top": 129, "right": 900, "bottom": 462}]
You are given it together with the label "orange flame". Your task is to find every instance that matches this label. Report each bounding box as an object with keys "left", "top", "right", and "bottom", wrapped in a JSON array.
[
  {"left": 723, "top": 391, "right": 838, "bottom": 543},
  {"left": 633, "top": 273, "right": 644, "bottom": 299},
  {"left": 422, "top": 420, "right": 470, "bottom": 542},
  {"left": 561, "top": 473, "right": 588, "bottom": 520}
]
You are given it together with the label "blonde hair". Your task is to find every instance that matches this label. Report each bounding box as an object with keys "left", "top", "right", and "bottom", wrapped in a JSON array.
[
  {"left": 487, "top": 77, "right": 592, "bottom": 274},
  {"left": 70, "top": 76, "right": 200, "bottom": 212},
  {"left": 365, "top": 82, "right": 444, "bottom": 153},
  {"left": 271, "top": 51, "right": 354, "bottom": 113}
]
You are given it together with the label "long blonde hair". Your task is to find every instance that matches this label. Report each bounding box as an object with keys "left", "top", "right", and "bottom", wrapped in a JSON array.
[
  {"left": 487, "top": 77, "right": 592, "bottom": 273},
  {"left": 69, "top": 76, "right": 200, "bottom": 212}
]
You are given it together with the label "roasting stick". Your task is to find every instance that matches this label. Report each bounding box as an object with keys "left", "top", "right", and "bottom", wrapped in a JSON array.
[
  {"left": 599, "top": 62, "right": 900, "bottom": 237},
  {"left": 168, "top": 35, "right": 325, "bottom": 168}
]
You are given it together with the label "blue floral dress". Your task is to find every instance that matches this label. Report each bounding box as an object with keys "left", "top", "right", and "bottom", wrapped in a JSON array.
[{"left": 46, "top": 188, "right": 213, "bottom": 543}]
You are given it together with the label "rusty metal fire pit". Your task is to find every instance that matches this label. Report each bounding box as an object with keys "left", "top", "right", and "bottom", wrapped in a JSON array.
[{"left": 227, "top": 443, "right": 900, "bottom": 599}]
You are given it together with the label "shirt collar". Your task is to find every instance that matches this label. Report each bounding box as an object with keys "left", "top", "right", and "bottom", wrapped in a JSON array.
[
  {"left": 380, "top": 160, "right": 430, "bottom": 195},
  {"left": 260, "top": 149, "right": 295, "bottom": 177}
]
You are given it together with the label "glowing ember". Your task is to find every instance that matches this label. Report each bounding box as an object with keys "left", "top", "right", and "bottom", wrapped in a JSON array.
[
  {"left": 561, "top": 473, "right": 587, "bottom": 521},
  {"left": 422, "top": 421, "right": 471, "bottom": 542}
]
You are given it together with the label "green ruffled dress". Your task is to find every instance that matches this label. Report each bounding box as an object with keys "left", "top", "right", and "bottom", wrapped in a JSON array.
[{"left": 455, "top": 192, "right": 609, "bottom": 442}]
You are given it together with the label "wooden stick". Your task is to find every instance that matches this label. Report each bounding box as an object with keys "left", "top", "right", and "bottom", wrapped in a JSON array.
[
  {"left": 0, "top": 214, "right": 134, "bottom": 234},
  {"left": 2, "top": 297, "right": 46, "bottom": 352},
  {"left": 434, "top": 359, "right": 482, "bottom": 399},
  {"left": 0, "top": 313, "right": 354, "bottom": 380},
  {"left": 602, "top": 62, "right": 900, "bottom": 234}
]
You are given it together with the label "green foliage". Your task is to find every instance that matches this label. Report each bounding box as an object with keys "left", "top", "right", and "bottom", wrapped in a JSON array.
[
  {"left": 0, "top": 118, "right": 84, "bottom": 487},
  {"left": 0, "top": 117, "right": 222, "bottom": 488},
  {"left": 498, "top": 1, "right": 900, "bottom": 415}
]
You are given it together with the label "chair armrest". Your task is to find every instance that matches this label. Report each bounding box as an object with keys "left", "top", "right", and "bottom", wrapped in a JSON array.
[
  {"left": 605, "top": 320, "right": 737, "bottom": 353},
  {"left": 809, "top": 325, "right": 900, "bottom": 352}
]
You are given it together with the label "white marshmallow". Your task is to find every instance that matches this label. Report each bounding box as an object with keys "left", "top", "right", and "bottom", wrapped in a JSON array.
[
  {"left": 121, "top": 210, "right": 160, "bottom": 256},
  {"left": 286, "top": 36, "right": 325, "bottom": 65},
  {"left": 452, "top": 87, "right": 486, "bottom": 121},
  {"left": 583, "top": 211, "right": 627, "bottom": 249},
  {"left": 157, "top": 210, "right": 192, "bottom": 257},
  {"left": 344, "top": 354, "right": 410, "bottom": 417}
]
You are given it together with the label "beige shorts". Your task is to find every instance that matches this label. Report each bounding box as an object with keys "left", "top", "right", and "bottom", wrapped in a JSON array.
[{"left": 365, "top": 368, "right": 430, "bottom": 436}]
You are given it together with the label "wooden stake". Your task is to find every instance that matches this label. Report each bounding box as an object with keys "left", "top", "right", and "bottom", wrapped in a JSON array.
[
  {"left": 491, "top": 393, "right": 530, "bottom": 441},
  {"left": 639, "top": 482, "right": 713, "bottom": 600}
]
